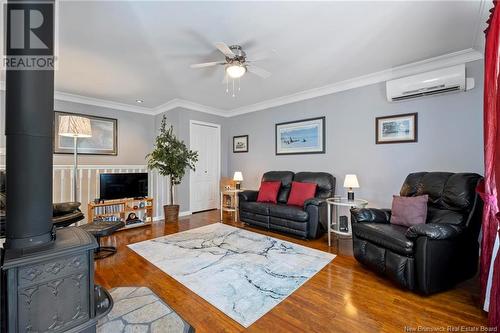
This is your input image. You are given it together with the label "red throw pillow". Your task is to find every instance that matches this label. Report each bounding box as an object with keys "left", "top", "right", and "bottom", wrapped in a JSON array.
[
  {"left": 287, "top": 181, "right": 317, "bottom": 206},
  {"left": 390, "top": 195, "right": 429, "bottom": 227},
  {"left": 257, "top": 181, "right": 282, "bottom": 204}
]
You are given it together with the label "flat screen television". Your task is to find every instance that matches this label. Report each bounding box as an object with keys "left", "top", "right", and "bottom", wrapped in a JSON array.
[{"left": 99, "top": 173, "right": 148, "bottom": 200}]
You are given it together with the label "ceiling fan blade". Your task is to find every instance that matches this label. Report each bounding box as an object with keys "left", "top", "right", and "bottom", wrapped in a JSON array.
[
  {"left": 190, "top": 61, "right": 223, "bottom": 68},
  {"left": 247, "top": 49, "right": 277, "bottom": 62},
  {"left": 215, "top": 42, "right": 235, "bottom": 58},
  {"left": 248, "top": 65, "right": 271, "bottom": 79}
]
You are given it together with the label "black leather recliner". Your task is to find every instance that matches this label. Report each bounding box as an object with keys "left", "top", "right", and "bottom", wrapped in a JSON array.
[
  {"left": 351, "top": 172, "right": 483, "bottom": 294},
  {"left": 238, "top": 171, "right": 335, "bottom": 239}
]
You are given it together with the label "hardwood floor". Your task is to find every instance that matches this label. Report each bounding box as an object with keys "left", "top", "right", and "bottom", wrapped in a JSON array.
[{"left": 94, "top": 210, "right": 488, "bottom": 332}]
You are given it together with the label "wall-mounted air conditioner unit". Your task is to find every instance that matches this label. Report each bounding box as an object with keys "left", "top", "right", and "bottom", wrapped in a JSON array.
[{"left": 386, "top": 64, "right": 474, "bottom": 102}]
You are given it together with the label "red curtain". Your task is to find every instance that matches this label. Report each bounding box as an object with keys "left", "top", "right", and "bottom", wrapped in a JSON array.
[{"left": 481, "top": 0, "right": 500, "bottom": 329}]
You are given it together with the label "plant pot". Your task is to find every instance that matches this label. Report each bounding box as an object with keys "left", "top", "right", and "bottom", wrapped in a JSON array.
[{"left": 163, "top": 204, "right": 179, "bottom": 222}]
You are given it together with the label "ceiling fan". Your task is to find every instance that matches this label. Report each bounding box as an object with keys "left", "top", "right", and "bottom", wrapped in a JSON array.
[{"left": 190, "top": 42, "right": 272, "bottom": 96}]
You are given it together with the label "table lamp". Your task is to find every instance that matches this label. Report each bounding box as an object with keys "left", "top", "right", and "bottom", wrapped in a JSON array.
[
  {"left": 343, "top": 174, "right": 359, "bottom": 201},
  {"left": 58, "top": 115, "right": 92, "bottom": 201},
  {"left": 233, "top": 171, "right": 243, "bottom": 189}
]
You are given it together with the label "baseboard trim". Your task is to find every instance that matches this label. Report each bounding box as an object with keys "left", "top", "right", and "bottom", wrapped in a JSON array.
[{"left": 153, "top": 211, "right": 192, "bottom": 222}]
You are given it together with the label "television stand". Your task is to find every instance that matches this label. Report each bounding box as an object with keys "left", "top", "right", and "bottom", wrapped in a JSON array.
[{"left": 87, "top": 197, "right": 154, "bottom": 231}]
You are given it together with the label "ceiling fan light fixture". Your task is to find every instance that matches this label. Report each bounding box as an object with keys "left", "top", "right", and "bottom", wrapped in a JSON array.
[{"left": 226, "top": 63, "right": 246, "bottom": 79}]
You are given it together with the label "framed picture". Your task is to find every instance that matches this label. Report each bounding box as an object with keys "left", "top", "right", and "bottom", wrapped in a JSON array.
[
  {"left": 54, "top": 111, "right": 118, "bottom": 155},
  {"left": 275, "top": 117, "right": 325, "bottom": 155},
  {"left": 376, "top": 113, "right": 417, "bottom": 144},
  {"left": 233, "top": 135, "right": 249, "bottom": 153}
]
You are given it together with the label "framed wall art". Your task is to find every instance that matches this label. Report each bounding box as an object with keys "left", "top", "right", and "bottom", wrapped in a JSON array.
[
  {"left": 376, "top": 112, "right": 417, "bottom": 144},
  {"left": 233, "top": 135, "right": 249, "bottom": 153},
  {"left": 54, "top": 111, "right": 118, "bottom": 155},
  {"left": 275, "top": 117, "right": 325, "bottom": 155}
]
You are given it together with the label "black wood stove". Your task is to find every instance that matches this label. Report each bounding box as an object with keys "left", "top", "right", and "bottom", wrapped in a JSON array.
[{"left": 0, "top": 1, "right": 111, "bottom": 331}]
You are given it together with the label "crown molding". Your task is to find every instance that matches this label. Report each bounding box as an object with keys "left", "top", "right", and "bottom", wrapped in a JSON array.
[
  {"left": 54, "top": 91, "right": 154, "bottom": 115},
  {"left": 229, "top": 48, "right": 483, "bottom": 116},
  {"left": 152, "top": 98, "right": 226, "bottom": 117},
  {"left": 0, "top": 82, "right": 156, "bottom": 114},
  {"left": 0, "top": 48, "right": 483, "bottom": 118},
  {"left": 0, "top": 82, "right": 226, "bottom": 117}
]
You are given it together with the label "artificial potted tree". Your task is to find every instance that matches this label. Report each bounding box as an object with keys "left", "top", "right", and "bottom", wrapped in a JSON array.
[{"left": 146, "top": 116, "right": 198, "bottom": 222}]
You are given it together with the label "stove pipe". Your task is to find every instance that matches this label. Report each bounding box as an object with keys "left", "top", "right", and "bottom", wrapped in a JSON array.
[{"left": 4, "top": 0, "right": 55, "bottom": 249}]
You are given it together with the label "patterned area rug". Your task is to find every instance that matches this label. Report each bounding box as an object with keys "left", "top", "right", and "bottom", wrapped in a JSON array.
[
  {"left": 97, "top": 287, "right": 194, "bottom": 333},
  {"left": 128, "top": 223, "right": 335, "bottom": 328}
]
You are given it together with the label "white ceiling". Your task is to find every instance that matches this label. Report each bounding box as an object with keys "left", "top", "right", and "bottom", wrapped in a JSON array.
[{"left": 3, "top": 1, "right": 491, "bottom": 116}]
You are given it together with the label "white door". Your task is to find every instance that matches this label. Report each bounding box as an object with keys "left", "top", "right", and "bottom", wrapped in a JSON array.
[{"left": 190, "top": 121, "right": 220, "bottom": 213}]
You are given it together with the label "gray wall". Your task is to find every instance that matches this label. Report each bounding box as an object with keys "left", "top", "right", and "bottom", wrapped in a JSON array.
[
  {"left": 155, "top": 107, "right": 229, "bottom": 212},
  {"left": 0, "top": 92, "right": 155, "bottom": 166},
  {"left": 227, "top": 60, "right": 484, "bottom": 208}
]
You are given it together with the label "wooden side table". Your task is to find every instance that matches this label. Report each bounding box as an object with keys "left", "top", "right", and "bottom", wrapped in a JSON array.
[
  {"left": 220, "top": 189, "right": 244, "bottom": 222},
  {"left": 326, "top": 198, "right": 368, "bottom": 247}
]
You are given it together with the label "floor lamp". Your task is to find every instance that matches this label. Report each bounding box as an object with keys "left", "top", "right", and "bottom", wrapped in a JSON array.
[{"left": 58, "top": 115, "right": 92, "bottom": 202}]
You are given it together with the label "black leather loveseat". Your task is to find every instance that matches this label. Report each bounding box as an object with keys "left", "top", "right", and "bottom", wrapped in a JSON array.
[
  {"left": 351, "top": 172, "right": 483, "bottom": 294},
  {"left": 238, "top": 171, "right": 335, "bottom": 239}
]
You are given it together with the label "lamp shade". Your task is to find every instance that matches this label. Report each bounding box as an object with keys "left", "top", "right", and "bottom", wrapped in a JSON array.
[
  {"left": 58, "top": 115, "right": 92, "bottom": 138},
  {"left": 343, "top": 174, "right": 359, "bottom": 188},
  {"left": 233, "top": 171, "right": 244, "bottom": 182}
]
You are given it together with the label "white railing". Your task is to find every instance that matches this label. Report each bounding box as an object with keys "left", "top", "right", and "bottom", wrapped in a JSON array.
[{"left": 0, "top": 164, "right": 170, "bottom": 224}]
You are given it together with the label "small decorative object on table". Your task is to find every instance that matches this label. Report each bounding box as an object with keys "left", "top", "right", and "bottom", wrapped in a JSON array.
[
  {"left": 344, "top": 174, "right": 360, "bottom": 201},
  {"left": 233, "top": 171, "right": 244, "bottom": 189},
  {"left": 326, "top": 197, "right": 368, "bottom": 248},
  {"left": 339, "top": 215, "right": 349, "bottom": 232},
  {"left": 126, "top": 212, "right": 142, "bottom": 225}
]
